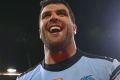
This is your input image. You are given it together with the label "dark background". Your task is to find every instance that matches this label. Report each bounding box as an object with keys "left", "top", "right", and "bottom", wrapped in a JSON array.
[{"left": 0, "top": 0, "right": 120, "bottom": 74}]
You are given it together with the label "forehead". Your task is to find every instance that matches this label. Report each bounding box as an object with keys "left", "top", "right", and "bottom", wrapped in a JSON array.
[{"left": 41, "top": 3, "right": 69, "bottom": 15}]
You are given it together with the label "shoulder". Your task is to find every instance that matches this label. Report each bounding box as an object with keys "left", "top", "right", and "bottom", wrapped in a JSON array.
[
  {"left": 78, "top": 49, "right": 114, "bottom": 63},
  {"left": 79, "top": 49, "right": 120, "bottom": 79},
  {"left": 81, "top": 50, "right": 120, "bottom": 66},
  {"left": 16, "top": 62, "right": 42, "bottom": 80},
  {"left": 84, "top": 52, "right": 120, "bottom": 70}
]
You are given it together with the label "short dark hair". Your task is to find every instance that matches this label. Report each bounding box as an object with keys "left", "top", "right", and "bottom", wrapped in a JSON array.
[{"left": 40, "top": 0, "right": 75, "bottom": 23}]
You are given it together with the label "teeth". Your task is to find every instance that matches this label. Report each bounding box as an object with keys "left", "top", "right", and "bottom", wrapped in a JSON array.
[{"left": 50, "top": 26, "right": 61, "bottom": 32}]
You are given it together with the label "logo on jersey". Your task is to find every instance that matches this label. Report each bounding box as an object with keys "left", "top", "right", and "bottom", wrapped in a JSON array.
[
  {"left": 81, "top": 75, "right": 95, "bottom": 80},
  {"left": 53, "top": 78, "right": 64, "bottom": 80}
]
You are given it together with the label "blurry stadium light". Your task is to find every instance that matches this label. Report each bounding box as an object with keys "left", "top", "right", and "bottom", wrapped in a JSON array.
[
  {"left": 0, "top": 68, "right": 21, "bottom": 76},
  {"left": 1, "top": 72, "right": 21, "bottom": 76},
  {"left": 7, "top": 68, "right": 16, "bottom": 73}
]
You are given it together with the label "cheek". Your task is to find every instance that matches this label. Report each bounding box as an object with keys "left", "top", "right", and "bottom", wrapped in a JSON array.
[
  {"left": 40, "top": 20, "right": 48, "bottom": 29},
  {"left": 40, "top": 21, "right": 43, "bottom": 28},
  {"left": 67, "top": 22, "right": 74, "bottom": 31},
  {"left": 39, "top": 22, "right": 44, "bottom": 38},
  {"left": 39, "top": 21, "right": 46, "bottom": 32}
]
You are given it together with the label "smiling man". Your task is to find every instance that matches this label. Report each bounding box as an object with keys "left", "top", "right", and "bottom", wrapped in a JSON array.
[
  {"left": 16, "top": 0, "right": 120, "bottom": 80},
  {"left": 39, "top": 1, "right": 77, "bottom": 64}
]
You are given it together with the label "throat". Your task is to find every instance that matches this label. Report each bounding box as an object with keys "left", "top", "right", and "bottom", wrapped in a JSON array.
[
  {"left": 45, "top": 49, "right": 76, "bottom": 64},
  {"left": 44, "top": 40, "right": 77, "bottom": 64}
]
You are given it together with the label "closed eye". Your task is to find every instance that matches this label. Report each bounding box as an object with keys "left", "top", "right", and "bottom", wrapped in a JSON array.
[
  {"left": 56, "top": 9, "right": 68, "bottom": 17},
  {"left": 41, "top": 11, "right": 51, "bottom": 19}
]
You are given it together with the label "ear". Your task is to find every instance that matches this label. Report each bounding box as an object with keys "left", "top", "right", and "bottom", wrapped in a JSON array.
[{"left": 73, "top": 24, "right": 77, "bottom": 35}]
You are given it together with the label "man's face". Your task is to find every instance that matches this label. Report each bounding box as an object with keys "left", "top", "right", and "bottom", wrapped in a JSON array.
[{"left": 39, "top": 3, "right": 76, "bottom": 49}]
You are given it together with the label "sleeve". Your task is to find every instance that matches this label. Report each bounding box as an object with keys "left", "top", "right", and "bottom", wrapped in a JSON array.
[
  {"left": 16, "top": 74, "right": 25, "bottom": 80},
  {"left": 110, "top": 59, "right": 120, "bottom": 80},
  {"left": 16, "top": 77, "right": 21, "bottom": 80},
  {"left": 15, "top": 71, "right": 34, "bottom": 80},
  {"left": 15, "top": 64, "right": 41, "bottom": 80}
]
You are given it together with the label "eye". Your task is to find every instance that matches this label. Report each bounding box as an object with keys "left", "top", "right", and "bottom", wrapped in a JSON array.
[
  {"left": 57, "top": 10, "right": 68, "bottom": 17},
  {"left": 41, "top": 12, "right": 51, "bottom": 19}
]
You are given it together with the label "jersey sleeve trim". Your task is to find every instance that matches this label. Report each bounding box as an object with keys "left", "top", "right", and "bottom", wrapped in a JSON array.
[{"left": 110, "top": 65, "right": 120, "bottom": 80}]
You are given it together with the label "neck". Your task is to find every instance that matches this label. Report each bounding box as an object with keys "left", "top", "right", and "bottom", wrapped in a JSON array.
[{"left": 44, "top": 41, "right": 77, "bottom": 64}]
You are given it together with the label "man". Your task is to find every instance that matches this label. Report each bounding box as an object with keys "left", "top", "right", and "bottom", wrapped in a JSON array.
[{"left": 16, "top": 0, "right": 120, "bottom": 80}]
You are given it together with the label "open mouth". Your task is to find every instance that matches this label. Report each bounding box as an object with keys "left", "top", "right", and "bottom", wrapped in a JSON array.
[{"left": 49, "top": 26, "right": 63, "bottom": 33}]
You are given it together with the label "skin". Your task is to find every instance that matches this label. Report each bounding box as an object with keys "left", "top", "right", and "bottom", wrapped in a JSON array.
[{"left": 39, "top": 3, "right": 77, "bottom": 64}]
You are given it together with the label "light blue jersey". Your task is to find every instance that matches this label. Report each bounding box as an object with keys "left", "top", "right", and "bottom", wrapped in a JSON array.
[{"left": 16, "top": 49, "right": 120, "bottom": 80}]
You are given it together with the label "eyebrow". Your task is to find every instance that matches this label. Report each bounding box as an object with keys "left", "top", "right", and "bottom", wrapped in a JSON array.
[
  {"left": 57, "top": 9, "right": 67, "bottom": 12},
  {"left": 41, "top": 8, "right": 68, "bottom": 19},
  {"left": 41, "top": 10, "right": 51, "bottom": 19},
  {"left": 56, "top": 9, "right": 68, "bottom": 13},
  {"left": 42, "top": 8, "right": 67, "bottom": 15}
]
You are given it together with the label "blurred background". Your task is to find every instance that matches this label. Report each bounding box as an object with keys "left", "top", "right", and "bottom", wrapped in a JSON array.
[{"left": 0, "top": 0, "right": 120, "bottom": 79}]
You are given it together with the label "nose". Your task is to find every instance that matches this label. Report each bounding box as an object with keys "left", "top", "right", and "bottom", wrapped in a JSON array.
[
  {"left": 49, "top": 13, "right": 59, "bottom": 23},
  {"left": 49, "top": 17, "right": 59, "bottom": 23}
]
